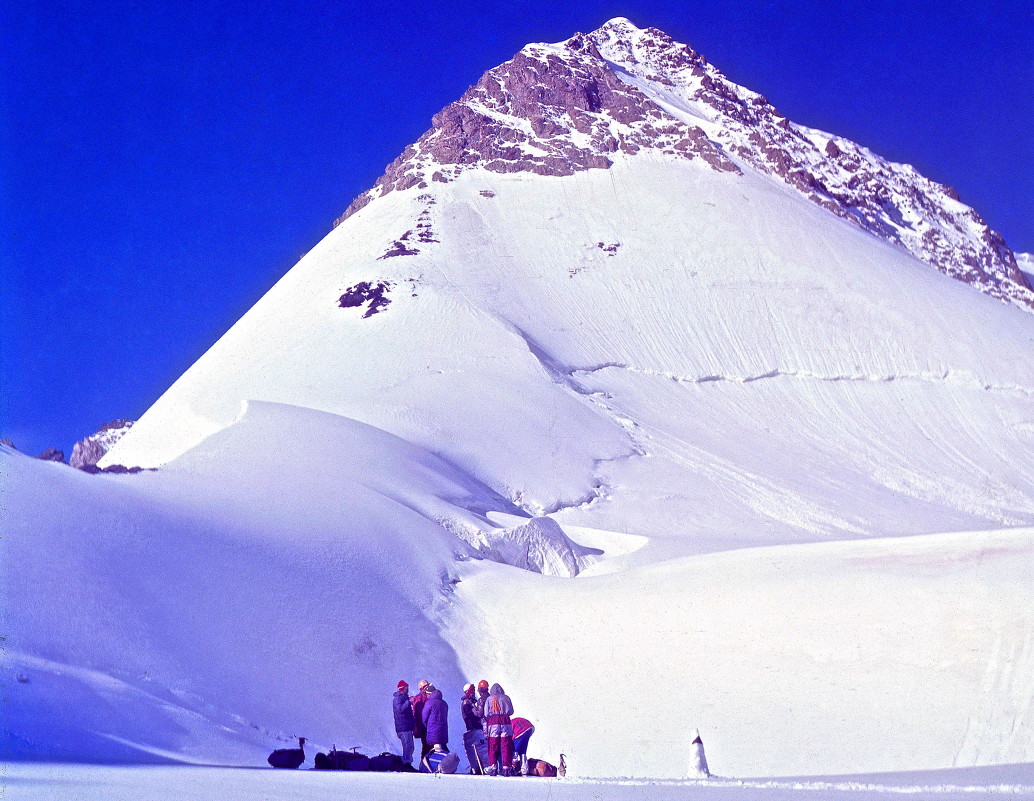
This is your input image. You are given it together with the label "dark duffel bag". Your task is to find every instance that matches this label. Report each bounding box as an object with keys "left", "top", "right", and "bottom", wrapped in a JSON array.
[
  {"left": 343, "top": 754, "right": 370, "bottom": 771},
  {"left": 369, "top": 752, "right": 407, "bottom": 772},
  {"left": 314, "top": 749, "right": 364, "bottom": 770}
]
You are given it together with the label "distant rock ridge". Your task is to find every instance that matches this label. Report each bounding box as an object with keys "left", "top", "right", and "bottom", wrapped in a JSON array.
[
  {"left": 337, "top": 17, "right": 1032, "bottom": 311},
  {"left": 70, "top": 419, "right": 135, "bottom": 470},
  {"left": 1018, "top": 252, "right": 1033, "bottom": 284}
]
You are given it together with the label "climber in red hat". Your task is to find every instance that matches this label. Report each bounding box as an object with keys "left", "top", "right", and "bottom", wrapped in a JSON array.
[
  {"left": 392, "top": 680, "right": 415, "bottom": 765},
  {"left": 475, "top": 679, "right": 491, "bottom": 732},
  {"left": 461, "top": 683, "right": 481, "bottom": 732}
]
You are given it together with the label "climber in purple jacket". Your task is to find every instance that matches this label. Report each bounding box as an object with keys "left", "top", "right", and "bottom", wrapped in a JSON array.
[{"left": 421, "top": 686, "right": 449, "bottom": 755}]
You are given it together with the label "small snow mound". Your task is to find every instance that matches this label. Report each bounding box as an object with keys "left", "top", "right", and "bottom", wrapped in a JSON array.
[
  {"left": 689, "top": 728, "right": 711, "bottom": 778},
  {"left": 453, "top": 516, "right": 601, "bottom": 577},
  {"left": 596, "top": 16, "right": 641, "bottom": 33}
]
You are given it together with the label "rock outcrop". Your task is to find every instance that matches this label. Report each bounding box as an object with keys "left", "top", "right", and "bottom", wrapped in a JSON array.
[
  {"left": 1018, "top": 252, "right": 1033, "bottom": 283},
  {"left": 70, "top": 420, "right": 135, "bottom": 470}
]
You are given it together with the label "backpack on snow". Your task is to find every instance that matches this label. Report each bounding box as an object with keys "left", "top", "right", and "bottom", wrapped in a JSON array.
[
  {"left": 420, "top": 749, "right": 459, "bottom": 774},
  {"left": 463, "top": 728, "right": 489, "bottom": 775},
  {"left": 369, "top": 752, "right": 408, "bottom": 772},
  {"left": 314, "top": 749, "right": 367, "bottom": 770}
]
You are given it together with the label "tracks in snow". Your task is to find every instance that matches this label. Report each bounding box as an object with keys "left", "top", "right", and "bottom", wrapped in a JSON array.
[{"left": 955, "top": 605, "right": 1034, "bottom": 767}]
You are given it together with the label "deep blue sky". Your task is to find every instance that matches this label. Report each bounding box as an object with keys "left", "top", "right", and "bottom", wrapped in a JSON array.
[{"left": 3, "top": 0, "right": 1032, "bottom": 456}]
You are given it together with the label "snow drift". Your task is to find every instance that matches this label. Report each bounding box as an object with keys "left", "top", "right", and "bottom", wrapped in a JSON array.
[{"left": 1, "top": 403, "right": 586, "bottom": 764}]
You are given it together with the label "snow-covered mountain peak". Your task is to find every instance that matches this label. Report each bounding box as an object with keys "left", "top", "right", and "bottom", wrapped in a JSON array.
[
  {"left": 17, "top": 18, "right": 1034, "bottom": 777},
  {"left": 339, "top": 19, "right": 1031, "bottom": 310},
  {"left": 103, "top": 19, "right": 1034, "bottom": 534},
  {"left": 336, "top": 19, "right": 741, "bottom": 224}
]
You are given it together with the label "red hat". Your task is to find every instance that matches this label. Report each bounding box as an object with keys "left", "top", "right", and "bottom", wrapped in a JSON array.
[
  {"left": 397, "top": 680, "right": 408, "bottom": 689},
  {"left": 477, "top": 679, "right": 489, "bottom": 690}
]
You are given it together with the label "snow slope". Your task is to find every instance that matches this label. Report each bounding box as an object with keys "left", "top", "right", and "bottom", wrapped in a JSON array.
[
  {"left": 0, "top": 406, "right": 588, "bottom": 764},
  {"left": 102, "top": 157, "right": 1034, "bottom": 548},
  {"left": 5, "top": 411, "right": 1034, "bottom": 776}
]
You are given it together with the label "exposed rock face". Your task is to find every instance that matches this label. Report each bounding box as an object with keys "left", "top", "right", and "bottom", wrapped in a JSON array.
[
  {"left": 1018, "top": 252, "right": 1033, "bottom": 284},
  {"left": 336, "top": 17, "right": 1032, "bottom": 311},
  {"left": 79, "top": 462, "right": 144, "bottom": 474},
  {"left": 338, "top": 281, "right": 394, "bottom": 317},
  {"left": 0, "top": 438, "right": 17, "bottom": 450},
  {"left": 70, "top": 420, "right": 134, "bottom": 470},
  {"left": 335, "top": 21, "right": 740, "bottom": 224},
  {"left": 38, "top": 448, "right": 65, "bottom": 462},
  {"left": 70, "top": 439, "right": 106, "bottom": 469}
]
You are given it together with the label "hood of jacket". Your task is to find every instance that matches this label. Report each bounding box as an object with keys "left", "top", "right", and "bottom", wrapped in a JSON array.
[
  {"left": 429, "top": 689, "right": 443, "bottom": 700},
  {"left": 490, "top": 683, "right": 505, "bottom": 695}
]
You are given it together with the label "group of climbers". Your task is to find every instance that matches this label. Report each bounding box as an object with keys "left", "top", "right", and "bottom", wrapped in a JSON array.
[{"left": 393, "top": 678, "right": 516, "bottom": 775}]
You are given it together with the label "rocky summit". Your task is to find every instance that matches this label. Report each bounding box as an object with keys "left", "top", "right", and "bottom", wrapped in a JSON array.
[{"left": 342, "top": 18, "right": 1032, "bottom": 310}]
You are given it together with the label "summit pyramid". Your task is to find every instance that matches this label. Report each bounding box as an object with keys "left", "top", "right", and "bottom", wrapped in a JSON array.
[{"left": 103, "top": 18, "right": 1034, "bottom": 546}]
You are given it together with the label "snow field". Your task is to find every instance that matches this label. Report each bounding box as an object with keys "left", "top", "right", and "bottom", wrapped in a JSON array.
[
  {"left": 1, "top": 408, "right": 519, "bottom": 765},
  {"left": 5, "top": 763, "right": 1034, "bottom": 801},
  {"left": 9, "top": 156, "right": 1034, "bottom": 785},
  {"left": 8, "top": 408, "right": 1034, "bottom": 777},
  {"left": 445, "top": 527, "right": 1034, "bottom": 777}
]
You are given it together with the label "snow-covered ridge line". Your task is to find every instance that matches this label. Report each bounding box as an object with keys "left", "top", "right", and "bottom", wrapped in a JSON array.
[
  {"left": 587, "top": 20, "right": 1032, "bottom": 311},
  {"left": 336, "top": 17, "right": 1030, "bottom": 311},
  {"left": 569, "top": 364, "right": 1034, "bottom": 397}
]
